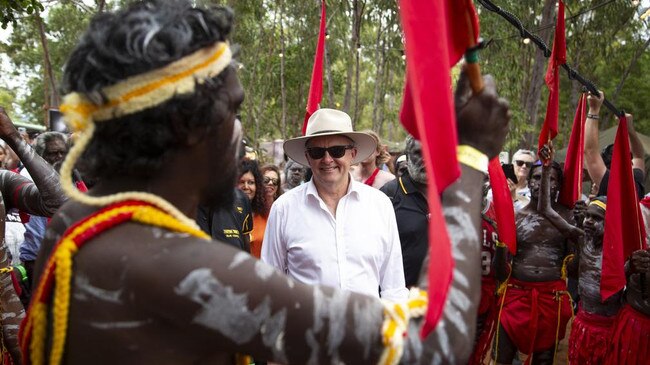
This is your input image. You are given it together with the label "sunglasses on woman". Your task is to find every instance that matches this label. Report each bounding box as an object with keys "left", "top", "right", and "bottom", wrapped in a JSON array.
[
  {"left": 263, "top": 177, "right": 279, "bottom": 186},
  {"left": 306, "top": 145, "right": 355, "bottom": 160},
  {"left": 515, "top": 160, "right": 533, "bottom": 168}
]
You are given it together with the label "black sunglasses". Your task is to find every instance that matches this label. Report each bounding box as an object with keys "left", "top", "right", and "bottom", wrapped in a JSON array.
[
  {"left": 263, "top": 177, "right": 280, "bottom": 186},
  {"left": 306, "top": 145, "right": 355, "bottom": 160},
  {"left": 515, "top": 160, "right": 533, "bottom": 168}
]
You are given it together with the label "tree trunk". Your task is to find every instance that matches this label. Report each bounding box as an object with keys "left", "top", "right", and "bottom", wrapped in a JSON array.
[
  {"left": 371, "top": 21, "right": 384, "bottom": 131},
  {"left": 279, "top": 0, "right": 287, "bottom": 139},
  {"left": 609, "top": 36, "right": 650, "bottom": 125},
  {"left": 324, "top": 40, "right": 334, "bottom": 108},
  {"left": 522, "top": 0, "right": 555, "bottom": 147},
  {"left": 35, "top": 12, "right": 58, "bottom": 128},
  {"left": 352, "top": 1, "right": 365, "bottom": 127},
  {"left": 343, "top": 0, "right": 362, "bottom": 114}
]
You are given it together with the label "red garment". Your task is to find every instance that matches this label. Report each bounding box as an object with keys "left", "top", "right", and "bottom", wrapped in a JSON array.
[
  {"left": 499, "top": 278, "right": 573, "bottom": 357},
  {"left": 364, "top": 168, "right": 380, "bottom": 186},
  {"left": 604, "top": 304, "right": 650, "bottom": 365},
  {"left": 480, "top": 215, "right": 498, "bottom": 289},
  {"left": 568, "top": 307, "right": 616, "bottom": 365}
]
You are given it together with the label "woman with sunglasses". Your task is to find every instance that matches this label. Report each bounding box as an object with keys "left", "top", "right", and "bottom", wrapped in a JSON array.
[
  {"left": 238, "top": 159, "right": 267, "bottom": 258},
  {"left": 249, "top": 164, "right": 284, "bottom": 259},
  {"left": 510, "top": 149, "right": 535, "bottom": 210}
]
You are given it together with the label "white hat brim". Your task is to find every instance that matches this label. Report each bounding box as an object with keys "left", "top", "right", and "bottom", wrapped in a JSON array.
[{"left": 283, "top": 131, "right": 377, "bottom": 166}]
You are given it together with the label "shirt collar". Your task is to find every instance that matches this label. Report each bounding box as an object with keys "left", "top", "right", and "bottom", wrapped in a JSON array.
[{"left": 306, "top": 173, "right": 361, "bottom": 200}]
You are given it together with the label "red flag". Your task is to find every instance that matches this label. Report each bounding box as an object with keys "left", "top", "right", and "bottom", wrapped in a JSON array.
[
  {"left": 600, "top": 115, "right": 648, "bottom": 300},
  {"left": 538, "top": 0, "right": 566, "bottom": 152},
  {"left": 302, "top": 0, "right": 326, "bottom": 135},
  {"left": 398, "top": 0, "right": 479, "bottom": 337},
  {"left": 488, "top": 158, "right": 517, "bottom": 254},
  {"left": 558, "top": 94, "right": 586, "bottom": 208}
]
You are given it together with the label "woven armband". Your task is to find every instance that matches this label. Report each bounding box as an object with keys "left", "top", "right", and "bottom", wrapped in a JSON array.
[{"left": 457, "top": 145, "right": 488, "bottom": 174}]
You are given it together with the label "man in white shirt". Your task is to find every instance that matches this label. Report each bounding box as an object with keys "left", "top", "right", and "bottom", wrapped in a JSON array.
[{"left": 261, "top": 108, "right": 408, "bottom": 302}]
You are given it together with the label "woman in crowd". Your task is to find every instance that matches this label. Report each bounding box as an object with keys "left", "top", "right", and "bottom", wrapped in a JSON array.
[
  {"left": 238, "top": 159, "right": 266, "bottom": 257},
  {"left": 251, "top": 164, "right": 283, "bottom": 258},
  {"left": 351, "top": 130, "right": 395, "bottom": 189}
]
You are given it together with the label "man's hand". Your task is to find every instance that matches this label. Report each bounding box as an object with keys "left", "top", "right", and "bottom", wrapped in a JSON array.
[
  {"left": 0, "top": 107, "right": 21, "bottom": 140},
  {"left": 631, "top": 249, "right": 650, "bottom": 274},
  {"left": 455, "top": 69, "right": 510, "bottom": 160},
  {"left": 538, "top": 144, "right": 554, "bottom": 167},
  {"left": 587, "top": 90, "right": 604, "bottom": 115},
  {"left": 572, "top": 200, "right": 587, "bottom": 229}
]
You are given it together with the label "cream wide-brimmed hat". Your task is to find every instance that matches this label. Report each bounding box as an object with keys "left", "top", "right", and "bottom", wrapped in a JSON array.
[{"left": 283, "top": 108, "right": 377, "bottom": 166}]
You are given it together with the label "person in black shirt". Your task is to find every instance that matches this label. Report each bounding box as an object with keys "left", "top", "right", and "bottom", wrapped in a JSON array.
[
  {"left": 380, "top": 136, "right": 428, "bottom": 287},
  {"left": 197, "top": 188, "right": 253, "bottom": 252}
]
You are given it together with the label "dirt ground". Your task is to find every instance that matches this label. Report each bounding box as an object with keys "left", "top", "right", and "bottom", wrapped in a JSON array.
[{"left": 482, "top": 318, "right": 572, "bottom": 364}]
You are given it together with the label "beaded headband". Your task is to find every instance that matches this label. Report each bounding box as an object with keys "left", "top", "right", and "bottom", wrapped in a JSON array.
[
  {"left": 589, "top": 200, "right": 607, "bottom": 211},
  {"left": 58, "top": 41, "right": 232, "bottom": 228}
]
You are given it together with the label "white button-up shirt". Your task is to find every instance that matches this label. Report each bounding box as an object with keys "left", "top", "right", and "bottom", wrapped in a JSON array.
[{"left": 261, "top": 177, "right": 408, "bottom": 302}]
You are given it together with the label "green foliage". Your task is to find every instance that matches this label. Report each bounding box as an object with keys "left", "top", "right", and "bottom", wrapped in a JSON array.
[
  {"left": 1, "top": 0, "right": 648, "bottom": 153},
  {"left": 0, "top": 0, "right": 43, "bottom": 29}
]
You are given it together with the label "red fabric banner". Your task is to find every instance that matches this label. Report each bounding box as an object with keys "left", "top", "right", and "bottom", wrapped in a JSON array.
[
  {"left": 601, "top": 115, "right": 648, "bottom": 300},
  {"left": 302, "top": 0, "right": 326, "bottom": 135},
  {"left": 398, "top": 0, "right": 479, "bottom": 338},
  {"left": 488, "top": 158, "right": 517, "bottom": 255},
  {"left": 558, "top": 94, "right": 586, "bottom": 208},
  {"left": 538, "top": 0, "right": 566, "bottom": 152}
]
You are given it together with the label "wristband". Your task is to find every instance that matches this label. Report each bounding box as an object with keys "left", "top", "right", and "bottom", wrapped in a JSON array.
[
  {"left": 457, "top": 145, "right": 488, "bottom": 174},
  {"left": 587, "top": 113, "right": 599, "bottom": 120},
  {"left": 496, "top": 241, "right": 507, "bottom": 248}
]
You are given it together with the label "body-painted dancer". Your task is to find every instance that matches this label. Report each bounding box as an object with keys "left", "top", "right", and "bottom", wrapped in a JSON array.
[
  {"left": 494, "top": 146, "right": 582, "bottom": 365},
  {"left": 567, "top": 198, "right": 621, "bottom": 364},
  {"left": 25, "top": 1, "right": 510, "bottom": 364},
  {"left": 0, "top": 108, "right": 67, "bottom": 364}
]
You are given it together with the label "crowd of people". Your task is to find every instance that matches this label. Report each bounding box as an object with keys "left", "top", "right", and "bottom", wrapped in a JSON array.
[{"left": 0, "top": 1, "right": 647, "bottom": 364}]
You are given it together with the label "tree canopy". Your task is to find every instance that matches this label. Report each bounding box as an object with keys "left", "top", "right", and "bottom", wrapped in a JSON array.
[{"left": 1, "top": 0, "right": 648, "bottom": 156}]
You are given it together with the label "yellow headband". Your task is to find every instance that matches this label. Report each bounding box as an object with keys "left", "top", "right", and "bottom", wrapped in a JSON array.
[
  {"left": 58, "top": 41, "right": 232, "bottom": 229},
  {"left": 590, "top": 200, "right": 607, "bottom": 211},
  {"left": 60, "top": 41, "right": 232, "bottom": 132}
]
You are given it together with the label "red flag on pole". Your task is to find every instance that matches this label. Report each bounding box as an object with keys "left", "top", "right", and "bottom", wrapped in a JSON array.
[
  {"left": 538, "top": 0, "right": 566, "bottom": 152},
  {"left": 398, "top": 0, "right": 479, "bottom": 337},
  {"left": 558, "top": 94, "right": 587, "bottom": 208},
  {"left": 600, "top": 115, "right": 648, "bottom": 300},
  {"left": 488, "top": 158, "right": 517, "bottom": 254},
  {"left": 302, "top": 0, "right": 326, "bottom": 135}
]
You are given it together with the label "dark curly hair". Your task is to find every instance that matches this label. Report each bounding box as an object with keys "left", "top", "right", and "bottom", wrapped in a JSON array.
[
  {"left": 62, "top": 0, "right": 238, "bottom": 181},
  {"left": 239, "top": 159, "right": 266, "bottom": 216}
]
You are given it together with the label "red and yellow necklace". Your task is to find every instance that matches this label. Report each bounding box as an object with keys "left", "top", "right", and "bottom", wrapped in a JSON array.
[{"left": 19, "top": 200, "right": 209, "bottom": 365}]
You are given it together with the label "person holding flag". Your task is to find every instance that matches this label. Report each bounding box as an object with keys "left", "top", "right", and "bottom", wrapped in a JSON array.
[{"left": 494, "top": 145, "right": 583, "bottom": 365}]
